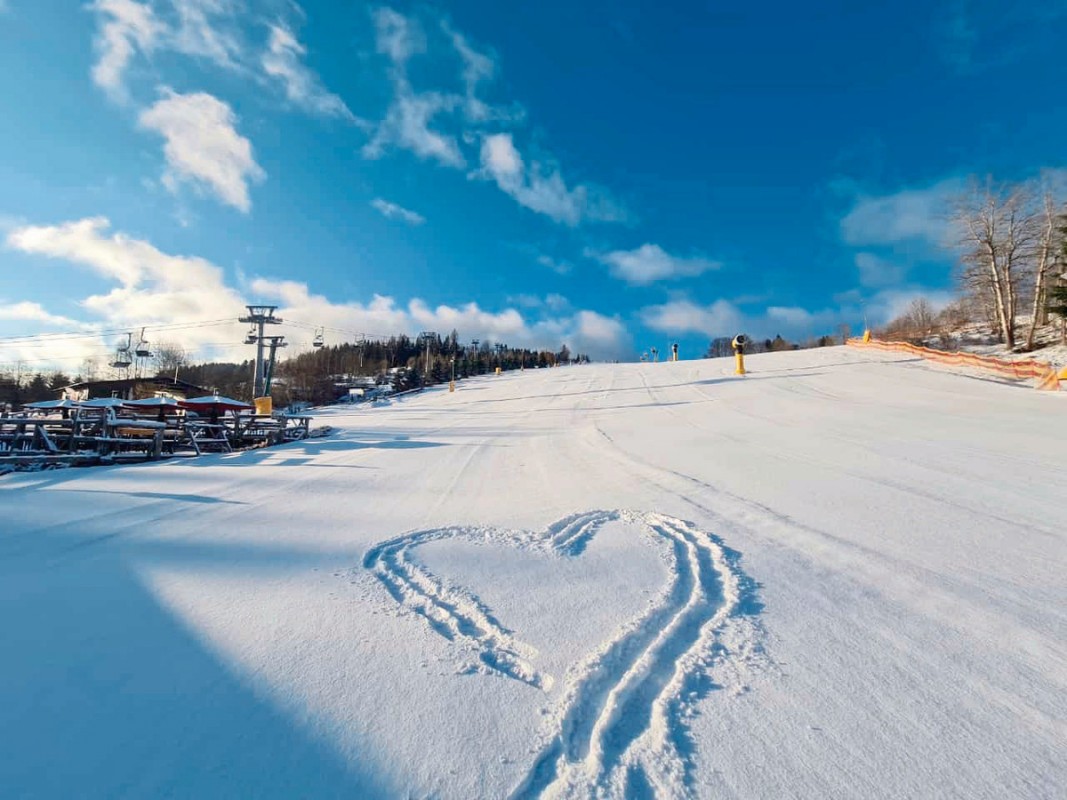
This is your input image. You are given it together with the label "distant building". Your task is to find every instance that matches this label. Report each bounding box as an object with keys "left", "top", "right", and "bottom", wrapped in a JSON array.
[{"left": 60, "top": 376, "right": 211, "bottom": 401}]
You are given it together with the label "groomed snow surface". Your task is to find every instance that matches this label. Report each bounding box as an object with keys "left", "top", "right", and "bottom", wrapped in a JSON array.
[{"left": 2, "top": 346, "right": 1064, "bottom": 799}]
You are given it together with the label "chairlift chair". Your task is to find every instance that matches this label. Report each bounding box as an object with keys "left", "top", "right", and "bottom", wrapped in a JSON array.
[
  {"left": 312, "top": 327, "right": 324, "bottom": 348},
  {"left": 111, "top": 333, "right": 133, "bottom": 368}
]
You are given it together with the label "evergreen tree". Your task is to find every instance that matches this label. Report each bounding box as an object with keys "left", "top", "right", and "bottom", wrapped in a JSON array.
[
  {"left": 1047, "top": 283, "right": 1067, "bottom": 344},
  {"left": 48, "top": 372, "right": 72, "bottom": 393},
  {"left": 26, "top": 373, "right": 50, "bottom": 403}
]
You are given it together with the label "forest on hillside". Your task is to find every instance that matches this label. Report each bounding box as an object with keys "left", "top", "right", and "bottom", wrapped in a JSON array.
[{"left": 0, "top": 331, "right": 586, "bottom": 407}]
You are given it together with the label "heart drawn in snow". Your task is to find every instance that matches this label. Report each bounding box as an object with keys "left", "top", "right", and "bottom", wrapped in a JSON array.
[{"left": 363, "top": 510, "right": 763, "bottom": 799}]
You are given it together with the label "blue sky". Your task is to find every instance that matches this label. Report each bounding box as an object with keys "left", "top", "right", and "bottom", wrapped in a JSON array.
[{"left": 2, "top": 0, "right": 1066, "bottom": 368}]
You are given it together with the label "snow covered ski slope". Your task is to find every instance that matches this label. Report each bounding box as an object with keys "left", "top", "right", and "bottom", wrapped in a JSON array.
[{"left": 2, "top": 346, "right": 1064, "bottom": 799}]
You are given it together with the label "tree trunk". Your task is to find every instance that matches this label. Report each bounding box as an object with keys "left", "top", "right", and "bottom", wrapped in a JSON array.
[
  {"left": 1025, "top": 195, "right": 1056, "bottom": 350},
  {"left": 987, "top": 249, "right": 1014, "bottom": 349},
  {"left": 1026, "top": 261, "right": 1048, "bottom": 350}
]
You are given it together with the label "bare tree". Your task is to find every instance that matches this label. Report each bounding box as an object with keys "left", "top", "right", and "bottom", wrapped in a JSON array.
[
  {"left": 954, "top": 180, "right": 1041, "bottom": 351},
  {"left": 153, "top": 342, "right": 187, "bottom": 377},
  {"left": 908, "top": 297, "right": 936, "bottom": 333},
  {"left": 881, "top": 297, "right": 939, "bottom": 342}
]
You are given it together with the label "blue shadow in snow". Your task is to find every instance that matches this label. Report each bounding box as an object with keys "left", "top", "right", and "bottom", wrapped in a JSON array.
[{"left": 0, "top": 526, "right": 394, "bottom": 798}]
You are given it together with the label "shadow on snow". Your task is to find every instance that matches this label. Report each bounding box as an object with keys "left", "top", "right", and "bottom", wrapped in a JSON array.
[{"left": 0, "top": 522, "right": 394, "bottom": 798}]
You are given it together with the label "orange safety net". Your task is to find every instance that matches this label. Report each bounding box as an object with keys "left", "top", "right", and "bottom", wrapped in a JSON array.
[{"left": 847, "top": 337, "right": 1061, "bottom": 391}]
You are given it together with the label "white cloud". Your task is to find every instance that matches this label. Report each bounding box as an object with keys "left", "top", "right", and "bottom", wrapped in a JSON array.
[
  {"left": 640, "top": 299, "right": 744, "bottom": 338},
  {"left": 0, "top": 301, "right": 82, "bottom": 328},
  {"left": 250, "top": 277, "right": 630, "bottom": 359},
  {"left": 482, "top": 132, "right": 521, "bottom": 176},
  {"left": 855, "top": 251, "right": 907, "bottom": 288},
  {"left": 262, "top": 22, "right": 358, "bottom": 121},
  {"left": 590, "top": 243, "right": 719, "bottom": 285},
  {"left": 363, "top": 9, "right": 611, "bottom": 225},
  {"left": 440, "top": 19, "right": 521, "bottom": 124},
  {"left": 536, "top": 254, "right": 572, "bottom": 275},
  {"left": 476, "top": 134, "right": 622, "bottom": 226},
  {"left": 363, "top": 85, "right": 465, "bottom": 167},
  {"left": 545, "top": 293, "right": 569, "bottom": 312},
  {"left": 169, "top": 0, "right": 243, "bottom": 70},
  {"left": 641, "top": 298, "right": 842, "bottom": 341},
  {"left": 569, "top": 310, "right": 630, "bottom": 358},
  {"left": 504, "top": 293, "right": 570, "bottom": 312},
  {"left": 506, "top": 293, "right": 543, "bottom": 309},
  {"left": 4, "top": 217, "right": 248, "bottom": 361},
  {"left": 5, "top": 217, "right": 631, "bottom": 363},
  {"left": 88, "top": 0, "right": 164, "bottom": 102},
  {"left": 371, "top": 198, "right": 426, "bottom": 225},
  {"left": 88, "top": 0, "right": 245, "bottom": 102},
  {"left": 765, "top": 306, "right": 839, "bottom": 329},
  {"left": 840, "top": 179, "right": 961, "bottom": 247},
  {"left": 139, "top": 89, "right": 266, "bottom": 212},
  {"left": 372, "top": 6, "right": 425, "bottom": 65},
  {"left": 363, "top": 9, "right": 464, "bottom": 167}
]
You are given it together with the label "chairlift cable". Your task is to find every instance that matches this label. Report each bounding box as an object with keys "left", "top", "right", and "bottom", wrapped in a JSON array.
[{"left": 0, "top": 318, "right": 236, "bottom": 345}]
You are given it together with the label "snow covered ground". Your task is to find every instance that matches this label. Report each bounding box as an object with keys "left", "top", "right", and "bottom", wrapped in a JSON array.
[{"left": 2, "top": 346, "right": 1064, "bottom": 799}]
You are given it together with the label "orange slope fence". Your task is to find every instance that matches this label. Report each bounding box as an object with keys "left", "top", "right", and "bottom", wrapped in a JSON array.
[{"left": 847, "top": 336, "right": 1061, "bottom": 391}]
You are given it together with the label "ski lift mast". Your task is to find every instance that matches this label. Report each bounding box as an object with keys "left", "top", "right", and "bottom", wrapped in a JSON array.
[{"left": 238, "top": 306, "right": 282, "bottom": 398}]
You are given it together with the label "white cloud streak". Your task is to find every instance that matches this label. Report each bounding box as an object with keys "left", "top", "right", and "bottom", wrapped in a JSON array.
[
  {"left": 363, "top": 85, "right": 465, "bottom": 166},
  {"left": 88, "top": 0, "right": 164, "bottom": 102},
  {"left": 362, "top": 8, "right": 464, "bottom": 167},
  {"left": 855, "top": 251, "right": 907, "bottom": 288},
  {"left": 0, "top": 301, "right": 83, "bottom": 328},
  {"left": 169, "top": 0, "right": 243, "bottom": 69},
  {"left": 589, "top": 243, "right": 719, "bottom": 285},
  {"left": 840, "top": 180, "right": 961, "bottom": 248},
  {"left": 536, "top": 254, "right": 573, "bottom": 275},
  {"left": 372, "top": 6, "right": 425, "bottom": 65},
  {"left": 139, "top": 89, "right": 266, "bottom": 212},
  {"left": 476, "top": 134, "right": 622, "bottom": 226},
  {"left": 89, "top": 1, "right": 353, "bottom": 125},
  {"left": 364, "top": 9, "right": 616, "bottom": 225},
  {"left": 440, "top": 19, "right": 521, "bottom": 124},
  {"left": 371, "top": 198, "right": 425, "bottom": 225},
  {"left": 640, "top": 298, "right": 842, "bottom": 341},
  {"left": 262, "top": 21, "right": 359, "bottom": 122}
]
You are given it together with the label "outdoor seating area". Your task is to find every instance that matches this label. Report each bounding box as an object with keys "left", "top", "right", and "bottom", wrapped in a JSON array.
[{"left": 0, "top": 394, "right": 315, "bottom": 472}]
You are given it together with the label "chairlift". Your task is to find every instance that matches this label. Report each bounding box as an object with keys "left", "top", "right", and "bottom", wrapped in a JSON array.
[
  {"left": 111, "top": 333, "right": 133, "bottom": 369},
  {"left": 134, "top": 328, "right": 152, "bottom": 358},
  {"left": 312, "top": 327, "right": 324, "bottom": 348},
  {"left": 244, "top": 326, "right": 258, "bottom": 345}
]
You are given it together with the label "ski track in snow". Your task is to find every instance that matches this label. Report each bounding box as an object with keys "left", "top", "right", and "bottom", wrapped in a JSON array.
[{"left": 362, "top": 510, "right": 760, "bottom": 799}]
